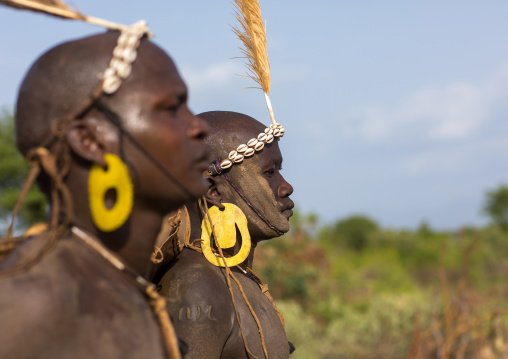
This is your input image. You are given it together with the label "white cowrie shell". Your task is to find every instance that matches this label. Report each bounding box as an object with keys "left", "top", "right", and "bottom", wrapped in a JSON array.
[
  {"left": 126, "top": 36, "right": 140, "bottom": 49},
  {"left": 269, "top": 124, "right": 277, "bottom": 130},
  {"left": 244, "top": 148, "right": 255, "bottom": 157},
  {"left": 220, "top": 159, "right": 233, "bottom": 169},
  {"left": 233, "top": 154, "right": 244, "bottom": 163},
  {"left": 237, "top": 144, "right": 248, "bottom": 153},
  {"left": 228, "top": 150, "right": 238, "bottom": 160},
  {"left": 102, "top": 75, "right": 121, "bottom": 94},
  {"left": 117, "top": 33, "right": 130, "bottom": 47},
  {"left": 103, "top": 68, "right": 116, "bottom": 80},
  {"left": 255, "top": 141, "right": 265, "bottom": 151},
  {"left": 266, "top": 134, "right": 274, "bottom": 143},
  {"left": 279, "top": 128, "right": 285, "bottom": 137},
  {"left": 121, "top": 47, "right": 137, "bottom": 63},
  {"left": 273, "top": 129, "right": 281, "bottom": 136},
  {"left": 116, "top": 62, "right": 132, "bottom": 79},
  {"left": 113, "top": 45, "right": 126, "bottom": 59},
  {"left": 257, "top": 133, "right": 267, "bottom": 141},
  {"left": 264, "top": 128, "right": 273, "bottom": 135},
  {"left": 247, "top": 138, "right": 258, "bottom": 147},
  {"left": 110, "top": 58, "right": 122, "bottom": 70}
]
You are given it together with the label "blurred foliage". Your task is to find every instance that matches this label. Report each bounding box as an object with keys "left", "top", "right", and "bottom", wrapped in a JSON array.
[
  {"left": 255, "top": 188, "right": 508, "bottom": 359},
  {"left": 1, "top": 105, "right": 507, "bottom": 357},
  {"left": 324, "top": 215, "right": 379, "bottom": 251},
  {"left": 483, "top": 185, "right": 508, "bottom": 231},
  {"left": 0, "top": 109, "right": 46, "bottom": 231}
]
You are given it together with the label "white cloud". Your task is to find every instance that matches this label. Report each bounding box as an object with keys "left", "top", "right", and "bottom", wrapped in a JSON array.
[
  {"left": 180, "top": 61, "right": 243, "bottom": 94},
  {"left": 339, "top": 62, "right": 508, "bottom": 142},
  {"left": 180, "top": 60, "right": 309, "bottom": 96}
]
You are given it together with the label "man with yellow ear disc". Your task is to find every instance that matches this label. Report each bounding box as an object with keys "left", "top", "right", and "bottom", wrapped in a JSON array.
[
  {"left": 151, "top": 1, "right": 296, "bottom": 357},
  {"left": 154, "top": 111, "right": 295, "bottom": 359},
  {"left": 0, "top": 3, "right": 210, "bottom": 358}
]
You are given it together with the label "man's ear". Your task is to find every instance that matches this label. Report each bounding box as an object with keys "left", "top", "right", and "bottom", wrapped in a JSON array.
[
  {"left": 205, "top": 175, "right": 225, "bottom": 210},
  {"left": 66, "top": 120, "right": 107, "bottom": 167}
]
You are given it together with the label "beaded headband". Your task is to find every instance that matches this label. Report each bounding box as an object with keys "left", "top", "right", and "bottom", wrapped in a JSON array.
[
  {"left": 101, "top": 20, "right": 149, "bottom": 95},
  {"left": 219, "top": 122, "right": 285, "bottom": 170},
  {"left": 213, "top": 0, "right": 284, "bottom": 172}
]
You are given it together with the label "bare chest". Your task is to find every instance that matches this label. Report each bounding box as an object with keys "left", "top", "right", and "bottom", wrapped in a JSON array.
[
  {"left": 58, "top": 287, "right": 166, "bottom": 359},
  {"left": 0, "top": 247, "right": 168, "bottom": 359},
  {"left": 62, "top": 263, "right": 168, "bottom": 358},
  {"left": 222, "top": 272, "right": 289, "bottom": 359}
]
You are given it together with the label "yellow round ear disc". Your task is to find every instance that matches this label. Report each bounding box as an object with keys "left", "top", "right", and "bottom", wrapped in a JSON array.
[
  {"left": 89, "top": 153, "right": 134, "bottom": 232},
  {"left": 201, "top": 203, "right": 251, "bottom": 267}
]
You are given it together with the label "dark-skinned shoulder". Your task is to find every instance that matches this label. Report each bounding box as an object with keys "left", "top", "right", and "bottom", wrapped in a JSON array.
[
  {"left": 0, "top": 234, "right": 85, "bottom": 357},
  {"left": 158, "top": 247, "right": 235, "bottom": 359}
]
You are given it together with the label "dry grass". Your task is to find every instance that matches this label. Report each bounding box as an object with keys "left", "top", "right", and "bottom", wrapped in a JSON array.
[{"left": 407, "top": 231, "right": 507, "bottom": 359}]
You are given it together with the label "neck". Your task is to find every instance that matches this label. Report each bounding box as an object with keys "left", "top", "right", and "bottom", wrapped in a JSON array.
[
  {"left": 244, "top": 241, "right": 257, "bottom": 268},
  {"left": 62, "top": 163, "right": 179, "bottom": 277},
  {"left": 71, "top": 199, "right": 169, "bottom": 276}
]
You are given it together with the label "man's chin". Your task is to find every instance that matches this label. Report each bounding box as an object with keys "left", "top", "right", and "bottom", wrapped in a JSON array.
[
  {"left": 186, "top": 177, "right": 209, "bottom": 200},
  {"left": 273, "top": 217, "right": 291, "bottom": 235}
]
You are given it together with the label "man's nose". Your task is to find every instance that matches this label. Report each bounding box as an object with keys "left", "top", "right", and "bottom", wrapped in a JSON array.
[
  {"left": 278, "top": 175, "right": 293, "bottom": 198},
  {"left": 187, "top": 113, "right": 210, "bottom": 140}
]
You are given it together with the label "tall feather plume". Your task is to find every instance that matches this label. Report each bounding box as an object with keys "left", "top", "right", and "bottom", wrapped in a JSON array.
[
  {"left": 0, "top": 0, "right": 128, "bottom": 31},
  {"left": 232, "top": 0, "right": 277, "bottom": 125}
]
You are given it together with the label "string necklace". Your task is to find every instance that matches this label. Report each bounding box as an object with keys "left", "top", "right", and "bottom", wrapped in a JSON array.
[{"left": 71, "top": 226, "right": 181, "bottom": 359}]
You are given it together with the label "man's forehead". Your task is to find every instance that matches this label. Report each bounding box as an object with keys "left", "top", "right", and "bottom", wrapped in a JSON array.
[
  {"left": 236, "top": 142, "right": 283, "bottom": 172},
  {"left": 258, "top": 142, "right": 283, "bottom": 164},
  {"left": 216, "top": 122, "right": 266, "bottom": 147}
]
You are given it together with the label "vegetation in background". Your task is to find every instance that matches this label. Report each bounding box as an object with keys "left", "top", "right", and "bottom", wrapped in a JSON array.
[
  {"left": 256, "top": 195, "right": 508, "bottom": 359},
  {"left": 0, "top": 109, "right": 46, "bottom": 232},
  {"left": 1, "top": 109, "right": 507, "bottom": 358},
  {"left": 483, "top": 185, "right": 508, "bottom": 232}
]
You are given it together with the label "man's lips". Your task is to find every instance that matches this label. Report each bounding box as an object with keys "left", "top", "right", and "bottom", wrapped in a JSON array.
[
  {"left": 281, "top": 200, "right": 294, "bottom": 218},
  {"left": 193, "top": 150, "right": 210, "bottom": 172},
  {"left": 282, "top": 209, "right": 293, "bottom": 218}
]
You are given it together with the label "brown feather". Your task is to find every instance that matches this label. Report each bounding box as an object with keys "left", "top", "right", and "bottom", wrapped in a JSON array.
[
  {"left": 0, "top": 0, "right": 129, "bottom": 31},
  {"left": 0, "top": 0, "right": 84, "bottom": 20},
  {"left": 232, "top": 0, "right": 271, "bottom": 95}
]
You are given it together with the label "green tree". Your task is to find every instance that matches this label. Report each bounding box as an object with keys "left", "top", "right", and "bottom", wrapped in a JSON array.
[
  {"left": 0, "top": 109, "right": 46, "bottom": 231},
  {"left": 483, "top": 184, "right": 508, "bottom": 231},
  {"left": 332, "top": 215, "right": 379, "bottom": 251}
]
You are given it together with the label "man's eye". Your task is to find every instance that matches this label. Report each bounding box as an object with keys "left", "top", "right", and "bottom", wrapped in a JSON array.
[
  {"left": 165, "top": 105, "right": 178, "bottom": 113},
  {"left": 264, "top": 169, "right": 275, "bottom": 176}
]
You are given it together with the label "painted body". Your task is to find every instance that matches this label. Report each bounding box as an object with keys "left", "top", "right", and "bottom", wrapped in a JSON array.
[
  {"left": 156, "top": 111, "right": 294, "bottom": 359},
  {"left": 159, "top": 249, "right": 289, "bottom": 359},
  {"left": 0, "top": 235, "right": 167, "bottom": 359}
]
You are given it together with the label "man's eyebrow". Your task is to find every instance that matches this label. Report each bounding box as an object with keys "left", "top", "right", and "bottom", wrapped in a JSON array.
[{"left": 154, "top": 90, "right": 187, "bottom": 108}]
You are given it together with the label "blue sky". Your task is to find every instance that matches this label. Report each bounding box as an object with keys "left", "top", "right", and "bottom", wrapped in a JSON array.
[{"left": 1, "top": 1, "right": 508, "bottom": 230}]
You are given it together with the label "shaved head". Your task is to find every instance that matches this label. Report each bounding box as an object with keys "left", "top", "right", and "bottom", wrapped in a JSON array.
[
  {"left": 16, "top": 32, "right": 115, "bottom": 155},
  {"left": 15, "top": 31, "right": 169, "bottom": 156},
  {"left": 198, "top": 111, "right": 294, "bottom": 239},
  {"left": 199, "top": 111, "right": 266, "bottom": 159}
]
